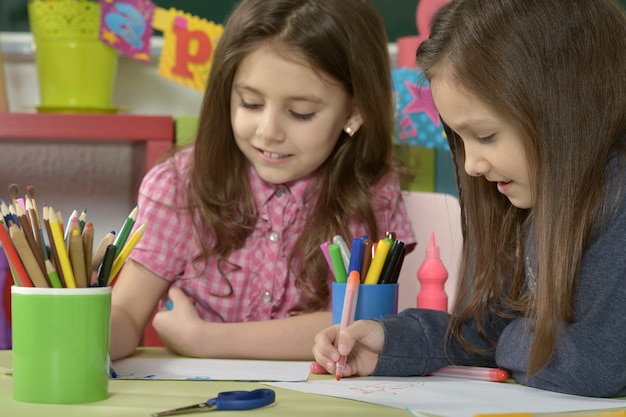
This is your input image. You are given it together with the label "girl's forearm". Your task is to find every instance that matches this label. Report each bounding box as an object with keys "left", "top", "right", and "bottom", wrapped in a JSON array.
[
  {"left": 109, "top": 306, "right": 144, "bottom": 361},
  {"left": 188, "top": 311, "right": 333, "bottom": 360}
]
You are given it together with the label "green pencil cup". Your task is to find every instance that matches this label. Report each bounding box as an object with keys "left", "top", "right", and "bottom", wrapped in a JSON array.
[
  {"left": 28, "top": 0, "right": 118, "bottom": 111},
  {"left": 11, "top": 286, "right": 111, "bottom": 404}
]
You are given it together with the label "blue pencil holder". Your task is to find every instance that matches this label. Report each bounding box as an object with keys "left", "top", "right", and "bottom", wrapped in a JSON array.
[{"left": 331, "top": 282, "right": 398, "bottom": 324}]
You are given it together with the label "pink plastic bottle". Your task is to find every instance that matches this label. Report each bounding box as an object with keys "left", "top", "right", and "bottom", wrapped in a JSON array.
[{"left": 417, "top": 232, "right": 448, "bottom": 311}]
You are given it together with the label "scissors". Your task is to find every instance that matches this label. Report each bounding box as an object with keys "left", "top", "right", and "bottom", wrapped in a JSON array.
[{"left": 151, "top": 389, "right": 275, "bottom": 416}]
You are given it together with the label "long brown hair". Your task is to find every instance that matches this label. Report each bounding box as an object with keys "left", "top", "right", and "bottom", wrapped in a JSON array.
[
  {"left": 185, "top": 0, "right": 398, "bottom": 313},
  {"left": 416, "top": 0, "right": 626, "bottom": 375}
]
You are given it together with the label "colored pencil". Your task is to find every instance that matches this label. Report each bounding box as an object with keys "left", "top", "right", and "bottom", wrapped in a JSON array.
[
  {"left": 48, "top": 206, "right": 77, "bottom": 288},
  {"left": 3, "top": 185, "right": 148, "bottom": 289},
  {"left": 91, "top": 230, "right": 116, "bottom": 271},
  {"left": 7, "top": 183, "right": 19, "bottom": 210},
  {"left": 45, "top": 259, "right": 63, "bottom": 288},
  {"left": 113, "top": 206, "right": 138, "bottom": 259},
  {"left": 25, "top": 196, "right": 45, "bottom": 259},
  {"left": 98, "top": 244, "right": 117, "bottom": 288},
  {"left": 0, "top": 219, "right": 33, "bottom": 287},
  {"left": 81, "top": 222, "right": 94, "bottom": 281},
  {"left": 9, "top": 223, "right": 49, "bottom": 287},
  {"left": 108, "top": 222, "right": 146, "bottom": 285},
  {"left": 63, "top": 209, "right": 78, "bottom": 241},
  {"left": 42, "top": 204, "right": 65, "bottom": 286},
  {"left": 78, "top": 208, "right": 87, "bottom": 232},
  {"left": 68, "top": 224, "right": 87, "bottom": 288},
  {"left": 0, "top": 200, "right": 12, "bottom": 226},
  {"left": 15, "top": 203, "right": 46, "bottom": 276}
]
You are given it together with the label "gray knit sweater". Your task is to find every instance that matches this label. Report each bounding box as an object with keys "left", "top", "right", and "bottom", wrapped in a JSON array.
[{"left": 374, "top": 153, "right": 626, "bottom": 398}]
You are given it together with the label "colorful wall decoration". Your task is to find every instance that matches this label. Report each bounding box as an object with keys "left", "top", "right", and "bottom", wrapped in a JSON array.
[
  {"left": 95, "top": 0, "right": 457, "bottom": 195},
  {"left": 393, "top": 0, "right": 450, "bottom": 150},
  {"left": 391, "top": 0, "right": 457, "bottom": 195},
  {"left": 98, "top": 0, "right": 223, "bottom": 91}
]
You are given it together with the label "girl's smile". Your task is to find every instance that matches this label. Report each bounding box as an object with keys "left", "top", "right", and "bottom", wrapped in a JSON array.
[
  {"left": 257, "top": 147, "right": 293, "bottom": 162},
  {"left": 497, "top": 180, "right": 514, "bottom": 195}
]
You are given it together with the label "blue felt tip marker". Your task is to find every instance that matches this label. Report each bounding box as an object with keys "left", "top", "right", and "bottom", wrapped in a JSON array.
[{"left": 348, "top": 237, "right": 363, "bottom": 274}]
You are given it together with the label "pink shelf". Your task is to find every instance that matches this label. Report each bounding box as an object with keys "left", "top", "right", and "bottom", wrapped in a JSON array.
[{"left": 0, "top": 113, "right": 174, "bottom": 172}]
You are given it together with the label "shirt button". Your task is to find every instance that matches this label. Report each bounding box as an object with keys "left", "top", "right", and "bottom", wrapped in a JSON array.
[
  {"left": 262, "top": 292, "right": 272, "bottom": 303},
  {"left": 269, "top": 232, "right": 280, "bottom": 242},
  {"left": 275, "top": 187, "right": 286, "bottom": 198}
]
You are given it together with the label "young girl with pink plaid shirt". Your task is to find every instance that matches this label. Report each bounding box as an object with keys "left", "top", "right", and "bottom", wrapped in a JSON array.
[{"left": 110, "top": 0, "right": 416, "bottom": 361}]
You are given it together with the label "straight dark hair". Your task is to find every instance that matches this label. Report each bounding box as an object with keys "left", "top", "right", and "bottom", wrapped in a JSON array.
[
  {"left": 416, "top": 0, "right": 626, "bottom": 375},
  {"left": 185, "top": 0, "right": 398, "bottom": 313}
]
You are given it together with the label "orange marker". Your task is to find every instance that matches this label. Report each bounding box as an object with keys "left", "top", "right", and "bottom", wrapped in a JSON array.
[{"left": 335, "top": 270, "right": 360, "bottom": 381}]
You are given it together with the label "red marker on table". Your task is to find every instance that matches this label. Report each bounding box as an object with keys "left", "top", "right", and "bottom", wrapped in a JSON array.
[
  {"left": 311, "top": 362, "right": 508, "bottom": 383},
  {"left": 431, "top": 365, "right": 509, "bottom": 382}
]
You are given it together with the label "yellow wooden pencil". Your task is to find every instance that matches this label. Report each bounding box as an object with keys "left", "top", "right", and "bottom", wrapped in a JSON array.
[
  {"left": 48, "top": 206, "right": 76, "bottom": 288},
  {"left": 108, "top": 222, "right": 146, "bottom": 285},
  {"left": 69, "top": 225, "right": 87, "bottom": 288}
]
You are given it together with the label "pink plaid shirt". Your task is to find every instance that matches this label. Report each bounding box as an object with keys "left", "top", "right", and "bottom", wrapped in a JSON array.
[{"left": 130, "top": 148, "right": 416, "bottom": 322}]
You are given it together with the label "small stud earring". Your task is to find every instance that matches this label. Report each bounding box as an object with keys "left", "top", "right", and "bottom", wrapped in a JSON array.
[{"left": 344, "top": 125, "right": 355, "bottom": 137}]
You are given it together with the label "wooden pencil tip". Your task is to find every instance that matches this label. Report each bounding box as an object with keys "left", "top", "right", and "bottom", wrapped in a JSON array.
[{"left": 8, "top": 183, "right": 19, "bottom": 199}]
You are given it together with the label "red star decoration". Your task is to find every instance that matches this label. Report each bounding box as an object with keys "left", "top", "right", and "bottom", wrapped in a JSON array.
[{"left": 402, "top": 81, "right": 441, "bottom": 127}]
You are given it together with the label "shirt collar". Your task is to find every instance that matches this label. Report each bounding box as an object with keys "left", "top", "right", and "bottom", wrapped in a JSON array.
[{"left": 247, "top": 164, "right": 316, "bottom": 209}]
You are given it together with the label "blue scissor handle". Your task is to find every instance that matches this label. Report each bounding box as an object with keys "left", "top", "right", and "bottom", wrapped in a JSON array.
[{"left": 207, "top": 389, "right": 275, "bottom": 411}]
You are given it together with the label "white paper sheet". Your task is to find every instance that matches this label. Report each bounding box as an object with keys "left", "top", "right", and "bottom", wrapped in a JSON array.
[
  {"left": 267, "top": 376, "right": 626, "bottom": 417},
  {"left": 111, "top": 357, "right": 311, "bottom": 382}
]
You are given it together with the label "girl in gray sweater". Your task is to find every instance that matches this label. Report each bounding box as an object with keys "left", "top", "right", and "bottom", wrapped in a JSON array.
[{"left": 312, "top": 0, "right": 626, "bottom": 398}]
